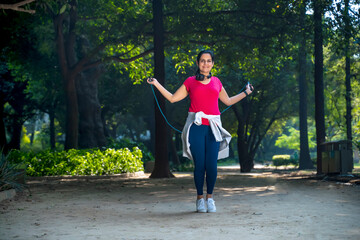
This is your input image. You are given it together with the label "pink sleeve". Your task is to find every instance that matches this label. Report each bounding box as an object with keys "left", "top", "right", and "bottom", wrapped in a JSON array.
[
  {"left": 183, "top": 76, "right": 194, "bottom": 92},
  {"left": 215, "top": 77, "right": 223, "bottom": 92}
]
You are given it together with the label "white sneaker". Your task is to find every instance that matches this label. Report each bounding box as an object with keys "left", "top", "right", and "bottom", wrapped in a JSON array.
[
  {"left": 196, "top": 198, "right": 206, "bottom": 213},
  {"left": 207, "top": 198, "right": 216, "bottom": 213}
]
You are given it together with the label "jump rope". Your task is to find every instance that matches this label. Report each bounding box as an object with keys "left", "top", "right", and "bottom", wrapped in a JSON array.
[{"left": 149, "top": 78, "right": 251, "bottom": 134}]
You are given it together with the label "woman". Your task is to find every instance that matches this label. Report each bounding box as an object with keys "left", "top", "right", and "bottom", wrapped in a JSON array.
[{"left": 147, "top": 49, "right": 253, "bottom": 213}]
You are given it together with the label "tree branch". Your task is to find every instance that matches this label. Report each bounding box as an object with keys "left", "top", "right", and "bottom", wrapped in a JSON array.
[
  {"left": 106, "top": 48, "right": 154, "bottom": 63},
  {"left": 81, "top": 48, "right": 154, "bottom": 72},
  {"left": 0, "top": 0, "right": 36, "bottom": 14},
  {"left": 72, "top": 43, "right": 107, "bottom": 74}
]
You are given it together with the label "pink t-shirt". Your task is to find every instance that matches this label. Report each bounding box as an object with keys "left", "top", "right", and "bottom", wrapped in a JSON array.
[{"left": 183, "top": 76, "right": 223, "bottom": 125}]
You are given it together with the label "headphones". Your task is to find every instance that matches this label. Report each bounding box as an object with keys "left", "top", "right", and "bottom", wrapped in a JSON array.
[{"left": 195, "top": 71, "right": 212, "bottom": 81}]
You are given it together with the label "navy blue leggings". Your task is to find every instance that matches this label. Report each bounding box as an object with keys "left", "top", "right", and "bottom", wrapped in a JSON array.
[{"left": 189, "top": 124, "right": 220, "bottom": 196}]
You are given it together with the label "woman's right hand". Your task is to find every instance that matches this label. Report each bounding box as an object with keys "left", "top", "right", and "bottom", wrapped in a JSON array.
[{"left": 147, "top": 77, "right": 158, "bottom": 85}]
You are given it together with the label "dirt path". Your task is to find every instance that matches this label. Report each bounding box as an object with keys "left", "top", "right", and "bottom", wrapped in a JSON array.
[{"left": 1, "top": 168, "right": 360, "bottom": 240}]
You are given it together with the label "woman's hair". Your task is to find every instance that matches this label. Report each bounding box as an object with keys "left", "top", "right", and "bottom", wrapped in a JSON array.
[
  {"left": 195, "top": 49, "right": 214, "bottom": 81},
  {"left": 196, "top": 49, "right": 214, "bottom": 63}
]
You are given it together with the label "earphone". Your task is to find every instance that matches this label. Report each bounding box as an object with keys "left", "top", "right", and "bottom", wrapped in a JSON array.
[{"left": 195, "top": 72, "right": 212, "bottom": 81}]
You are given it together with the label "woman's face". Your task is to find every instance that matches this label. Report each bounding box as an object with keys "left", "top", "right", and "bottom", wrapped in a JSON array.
[{"left": 197, "top": 53, "right": 214, "bottom": 74}]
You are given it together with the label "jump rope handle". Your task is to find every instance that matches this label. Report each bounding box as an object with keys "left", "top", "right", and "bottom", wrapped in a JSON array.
[{"left": 247, "top": 81, "right": 254, "bottom": 91}]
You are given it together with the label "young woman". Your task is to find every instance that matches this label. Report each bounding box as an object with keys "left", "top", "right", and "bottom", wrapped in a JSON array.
[{"left": 147, "top": 49, "right": 253, "bottom": 213}]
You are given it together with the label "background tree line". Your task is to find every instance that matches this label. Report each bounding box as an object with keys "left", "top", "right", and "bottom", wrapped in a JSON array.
[{"left": 1, "top": 0, "right": 359, "bottom": 176}]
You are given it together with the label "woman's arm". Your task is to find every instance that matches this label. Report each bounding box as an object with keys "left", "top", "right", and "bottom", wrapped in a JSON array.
[
  {"left": 147, "top": 78, "right": 188, "bottom": 103},
  {"left": 219, "top": 83, "right": 253, "bottom": 106}
]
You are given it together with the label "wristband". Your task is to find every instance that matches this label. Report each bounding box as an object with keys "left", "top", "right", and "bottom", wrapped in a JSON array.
[{"left": 244, "top": 90, "right": 248, "bottom": 97}]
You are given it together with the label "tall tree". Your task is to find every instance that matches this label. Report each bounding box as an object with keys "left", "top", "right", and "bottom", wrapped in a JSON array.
[
  {"left": 150, "top": 0, "right": 173, "bottom": 178},
  {"left": 313, "top": 0, "right": 326, "bottom": 174},
  {"left": 298, "top": 0, "right": 313, "bottom": 169},
  {"left": 343, "top": 0, "right": 353, "bottom": 156}
]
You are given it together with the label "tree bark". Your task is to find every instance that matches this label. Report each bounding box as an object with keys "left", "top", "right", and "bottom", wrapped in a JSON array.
[
  {"left": 298, "top": 0, "right": 313, "bottom": 169},
  {"left": 344, "top": 0, "right": 353, "bottom": 161},
  {"left": 150, "top": 0, "right": 174, "bottom": 178},
  {"left": 64, "top": 74, "right": 79, "bottom": 149},
  {"left": 233, "top": 103, "right": 253, "bottom": 172},
  {"left": 7, "top": 119, "right": 22, "bottom": 150},
  {"left": 314, "top": 0, "right": 326, "bottom": 174},
  {"left": 7, "top": 82, "right": 27, "bottom": 151},
  {"left": 76, "top": 70, "right": 107, "bottom": 148},
  {"left": 53, "top": 1, "right": 79, "bottom": 149}
]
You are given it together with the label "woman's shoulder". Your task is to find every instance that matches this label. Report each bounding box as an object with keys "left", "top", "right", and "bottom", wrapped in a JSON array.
[
  {"left": 212, "top": 76, "right": 222, "bottom": 85},
  {"left": 212, "top": 76, "right": 220, "bottom": 80},
  {"left": 183, "top": 76, "right": 196, "bottom": 85}
]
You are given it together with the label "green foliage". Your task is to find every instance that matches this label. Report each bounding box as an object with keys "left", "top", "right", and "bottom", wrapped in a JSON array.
[
  {"left": 275, "top": 118, "right": 317, "bottom": 151},
  {"left": 0, "top": 153, "right": 26, "bottom": 191},
  {"left": 272, "top": 155, "right": 298, "bottom": 167},
  {"left": 172, "top": 159, "right": 194, "bottom": 172},
  {"left": 7, "top": 148, "right": 144, "bottom": 177},
  {"left": 354, "top": 140, "right": 360, "bottom": 151},
  {"left": 2, "top": 0, "right": 360, "bottom": 172},
  {"left": 324, "top": 45, "right": 360, "bottom": 142},
  {"left": 106, "top": 138, "right": 154, "bottom": 164}
]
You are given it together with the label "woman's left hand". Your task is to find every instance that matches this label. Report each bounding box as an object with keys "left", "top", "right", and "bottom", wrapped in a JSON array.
[{"left": 246, "top": 83, "right": 254, "bottom": 95}]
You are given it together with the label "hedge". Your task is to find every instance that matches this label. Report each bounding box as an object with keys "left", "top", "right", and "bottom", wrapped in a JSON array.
[
  {"left": 7, "top": 147, "right": 144, "bottom": 177},
  {"left": 272, "top": 155, "right": 298, "bottom": 167}
]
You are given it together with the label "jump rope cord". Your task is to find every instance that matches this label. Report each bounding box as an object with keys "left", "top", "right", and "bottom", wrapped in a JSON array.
[
  {"left": 150, "top": 83, "right": 248, "bottom": 134},
  {"left": 151, "top": 85, "right": 183, "bottom": 133}
]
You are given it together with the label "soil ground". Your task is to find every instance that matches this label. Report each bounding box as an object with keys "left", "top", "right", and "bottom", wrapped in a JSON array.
[{"left": 1, "top": 166, "right": 360, "bottom": 240}]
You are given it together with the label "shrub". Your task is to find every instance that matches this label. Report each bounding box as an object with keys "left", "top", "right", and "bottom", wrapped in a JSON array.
[
  {"left": 272, "top": 155, "right": 291, "bottom": 167},
  {"left": 7, "top": 147, "right": 144, "bottom": 177},
  {"left": 177, "top": 160, "right": 194, "bottom": 172},
  {"left": 0, "top": 153, "right": 26, "bottom": 191},
  {"left": 107, "top": 138, "right": 154, "bottom": 164}
]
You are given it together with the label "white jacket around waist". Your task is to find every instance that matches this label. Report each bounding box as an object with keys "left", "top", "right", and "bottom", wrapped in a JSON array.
[{"left": 181, "top": 111, "right": 232, "bottom": 161}]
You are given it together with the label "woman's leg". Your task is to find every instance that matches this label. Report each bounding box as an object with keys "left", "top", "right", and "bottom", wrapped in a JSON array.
[
  {"left": 189, "top": 124, "right": 206, "bottom": 197},
  {"left": 205, "top": 126, "right": 220, "bottom": 196}
]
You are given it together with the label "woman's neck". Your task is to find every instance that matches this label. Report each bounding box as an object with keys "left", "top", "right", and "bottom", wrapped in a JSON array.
[
  {"left": 199, "top": 77, "right": 211, "bottom": 85},
  {"left": 200, "top": 70, "right": 210, "bottom": 76}
]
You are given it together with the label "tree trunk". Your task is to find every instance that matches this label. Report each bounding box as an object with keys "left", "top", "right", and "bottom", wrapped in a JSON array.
[
  {"left": 54, "top": 1, "right": 80, "bottom": 150},
  {"left": 344, "top": 0, "right": 353, "bottom": 160},
  {"left": 314, "top": 0, "right": 326, "bottom": 174},
  {"left": 237, "top": 136, "right": 253, "bottom": 172},
  {"left": 76, "top": 67, "right": 107, "bottom": 149},
  {"left": 7, "top": 119, "right": 22, "bottom": 150},
  {"left": 233, "top": 104, "right": 253, "bottom": 172},
  {"left": 7, "top": 81, "right": 27, "bottom": 151},
  {"left": 64, "top": 74, "right": 79, "bottom": 149},
  {"left": 150, "top": 0, "right": 174, "bottom": 178},
  {"left": 298, "top": 0, "right": 313, "bottom": 169}
]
